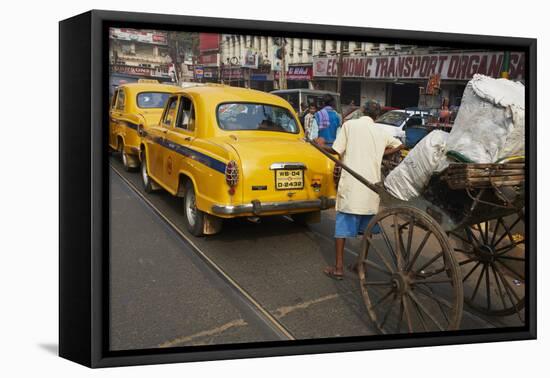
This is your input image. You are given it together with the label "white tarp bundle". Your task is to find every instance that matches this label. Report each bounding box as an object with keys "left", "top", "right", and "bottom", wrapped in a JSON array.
[
  {"left": 384, "top": 74, "right": 525, "bottom": 201},
  {"left": 446, "top": 74, "right": 525, "bottom": 163},
  {"left": 385, "top": 130, "right": 449, "bottom": 200}
]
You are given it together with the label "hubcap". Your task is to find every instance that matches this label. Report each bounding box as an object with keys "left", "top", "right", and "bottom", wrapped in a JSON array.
[
  {"left": 141, "top": 160, "right": 149, "bottom": 186},
  {"left": 119, "top": 144, "right": 126, "bottom": 165},
  {"left": 186, "top": 190, "right": 197, "bottom": 227}
]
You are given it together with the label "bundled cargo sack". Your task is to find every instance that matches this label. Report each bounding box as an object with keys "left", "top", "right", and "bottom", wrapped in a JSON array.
[
  {"left": 446, "top": 74, "right": 525, "bottom": 163},
  {"left": 385, "top": 130, "right": 449, "bottom": 201}
]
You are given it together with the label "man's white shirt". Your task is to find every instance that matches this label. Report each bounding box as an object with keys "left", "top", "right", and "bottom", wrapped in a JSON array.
[{"left": 332, "top": 116, "right": 402, "bottom": 215}]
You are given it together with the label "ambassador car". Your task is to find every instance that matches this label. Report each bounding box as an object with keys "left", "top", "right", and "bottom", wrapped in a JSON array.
[
  {"left": 109, "top": 82, "right": 179, "bottom": 170},
  {"left": 139, "top": 85, "right": 337, "bottom": 236}
]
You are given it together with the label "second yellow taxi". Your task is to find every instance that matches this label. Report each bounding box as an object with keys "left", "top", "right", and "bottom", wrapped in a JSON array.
[{"left": 109, "top": 81, "right": 180, "bottom": 170}]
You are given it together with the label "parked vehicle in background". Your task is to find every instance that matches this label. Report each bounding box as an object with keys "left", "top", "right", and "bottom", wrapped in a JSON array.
[
  {"left": 373, "top": 108, "right": 430, "bottom": 142},
  {"left": 342, "top": 105, "right": 400, "bottom": 122},
  {"left": 140, "top": 85, "right": 337, "bottom": 236},
  {"left": 271, "top": 89, "right": 342, "bottom": 119},
  {"left": 109, "top": 82, "right": 179, "bottom": 170}
]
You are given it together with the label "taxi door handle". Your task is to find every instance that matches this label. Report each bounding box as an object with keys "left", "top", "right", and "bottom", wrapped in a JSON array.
[{"left": 184, "top": 137, "right": 191, "bottom": 141}]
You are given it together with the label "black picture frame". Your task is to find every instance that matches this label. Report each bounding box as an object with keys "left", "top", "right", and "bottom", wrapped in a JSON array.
[{"left": 59, "top": 9, "right": 537, "bottom": 368}]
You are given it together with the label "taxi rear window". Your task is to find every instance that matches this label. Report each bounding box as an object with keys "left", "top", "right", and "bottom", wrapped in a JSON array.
[
  {"left": 217, "top": 103, "right": 299, "bottom": 134},
  {"left": 136, "top": 92, "right": 171, "bottom": 109}
]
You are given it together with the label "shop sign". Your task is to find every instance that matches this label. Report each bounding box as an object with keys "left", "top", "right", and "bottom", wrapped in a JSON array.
[
  {"left": 203, "top": 67, "right": 218, "bottom": 79},
  {"left": 313, "top": 52, "right": 524, "bottom": 81},
  {"left": 287, "top": 66, "right": 312, "bottom": 80},
  {"left": 198, "top": 53, "right": 220, "bottom": 66},
  {"left": 221, "top": 67, "right": 244, "bottom": 80},
  {"left": 111, "top": 65, "right": 152, "bottom": 76},
  {"left": 250, "top": 73, "right": 274, "bottom": 81},
  {"left": 194, "top": 67, "right": 204, "bottom": 79},
  {"left": 111, "top": 64, "right": 170, "bottom": 78},
  {"left": 109, "top": 28, "right": 168, "bottom": 45},
  {"left": 249, "top": 65, "right": 273, "bottom": 81}
]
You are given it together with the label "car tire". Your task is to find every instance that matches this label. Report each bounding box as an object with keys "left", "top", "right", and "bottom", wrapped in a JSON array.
[
  {"left": 118, "top": 141, "right": 131, "bottom": 171},
  {"left": 183, "top": 180, "right": 205, "bottom": 237},
  {"left": 140, "top": 152, "right": 155, "bottom": 193}
]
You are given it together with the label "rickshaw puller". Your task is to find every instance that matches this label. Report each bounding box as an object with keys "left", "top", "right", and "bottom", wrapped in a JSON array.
[{"left": 319, "top": 100, "right": 404, "bottom": 280}]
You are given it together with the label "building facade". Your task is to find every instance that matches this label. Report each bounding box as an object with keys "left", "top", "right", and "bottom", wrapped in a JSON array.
[
  {"left": 109, "top": 28, "right": 175, "bottom": 94},
  {"left": 212, "top": 34, "right": 525, "bottom": 109},
  {"left": 108, "top": 29, "right": 526, "bottom": 111}
]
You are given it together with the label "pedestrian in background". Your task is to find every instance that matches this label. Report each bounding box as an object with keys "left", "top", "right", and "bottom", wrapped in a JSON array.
[
  {"left": 315, "top": 94, "right": 341, "bottom": 146},
  {"left": 303, "top": 103, "right": 319, "bottom": 140},
  {"left": 320, "top": 100, "right": 404, "bottom": 280}
]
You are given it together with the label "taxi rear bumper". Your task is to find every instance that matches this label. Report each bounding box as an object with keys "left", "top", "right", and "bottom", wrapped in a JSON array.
[{"left": 211, "top": 197, "right": 335, "bottom": 216}]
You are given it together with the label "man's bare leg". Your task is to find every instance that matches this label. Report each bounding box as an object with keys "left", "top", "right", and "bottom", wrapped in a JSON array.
[{"left": 324, "top": 238, "right": 345, "bottom": 279}]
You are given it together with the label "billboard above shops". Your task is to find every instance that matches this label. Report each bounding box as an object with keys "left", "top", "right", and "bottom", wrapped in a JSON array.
[
  {"left": 110, "top": 64, "right": 169, "bottom": 77},
  {"left": 198, "top": 53, "right": 220, "bottom": 66},
  {"left": 313, "top": 51, "right": 524, "bottom": 81},
  {"left": 109, "top": 28, "right": 168, "bottom": 45},
  {"left": 199, "top": 33, "right": 220, "bottom": 52}
]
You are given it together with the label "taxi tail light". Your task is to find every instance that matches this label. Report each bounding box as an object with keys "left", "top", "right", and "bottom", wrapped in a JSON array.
[
  {"left": 333, "top": 164, "right": 342, "bottom": 189},
  {"left": 225, "top": 160, "right": 239, "bottom": 188}
]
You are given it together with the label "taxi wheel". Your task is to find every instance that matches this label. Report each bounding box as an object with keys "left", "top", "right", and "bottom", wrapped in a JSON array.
[
  {"left": 183, "top": 181, "right": 205, "bottom": 237},
  {"left": 118, "top": 141, "right": 131, "bottom": 171},
  {"left": 140, "top": 152, "right": 155, "bottom": 193}
]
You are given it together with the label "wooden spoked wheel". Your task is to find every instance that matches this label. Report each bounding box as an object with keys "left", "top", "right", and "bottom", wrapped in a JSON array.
[
  {"left": 450, "top": 212, "right": 525, "bottom": 318},
  {"left": 358, "top": 207, "right": 463, "bottom": 334}
]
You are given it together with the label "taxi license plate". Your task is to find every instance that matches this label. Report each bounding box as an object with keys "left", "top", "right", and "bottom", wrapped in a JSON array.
[{"left": 275, "top": 169, "right": 304, "bottom": 190}]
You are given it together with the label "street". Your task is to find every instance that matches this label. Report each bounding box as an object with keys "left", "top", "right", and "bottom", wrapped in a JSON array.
[{"left": 109, "top": 156, "right": 523, "bottom": 350}]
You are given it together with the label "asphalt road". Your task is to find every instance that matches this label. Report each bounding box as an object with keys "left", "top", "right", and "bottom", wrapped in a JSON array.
[
  {"left": 109, "top": 155, "right": 524, "bottom": 351},
  {"left": 110, "top": 169, "right": 285, "bottom": 350}
]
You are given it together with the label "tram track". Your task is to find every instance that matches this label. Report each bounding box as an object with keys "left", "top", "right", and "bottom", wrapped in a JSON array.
[{"left": 110, "top": 164, "right": 296, "bottom": 342}]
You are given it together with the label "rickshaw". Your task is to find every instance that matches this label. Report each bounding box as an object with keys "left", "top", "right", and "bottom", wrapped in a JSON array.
[{"left": 311, "top": 141, "right": 525, "bottom": 334}]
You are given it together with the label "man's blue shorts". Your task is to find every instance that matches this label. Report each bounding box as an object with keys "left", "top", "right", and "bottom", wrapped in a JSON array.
[{"left": 334, "top": 211, "right": 379, "bottom": 238}]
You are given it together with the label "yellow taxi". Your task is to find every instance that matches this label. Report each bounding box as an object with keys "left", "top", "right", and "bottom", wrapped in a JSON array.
[
  {"left": 109, "top": 81, "right": 179, "bottom": 170},
  {"left": 139, "top": 84, "right": 337, "bottom": 235}
]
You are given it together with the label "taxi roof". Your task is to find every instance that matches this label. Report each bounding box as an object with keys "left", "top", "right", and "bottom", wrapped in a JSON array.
[
  {"left": 175, "top": 84, "right": 294, "bottom": 109},
  {"left": 117, "top": 82, "right": 180, "bottom": 93}
]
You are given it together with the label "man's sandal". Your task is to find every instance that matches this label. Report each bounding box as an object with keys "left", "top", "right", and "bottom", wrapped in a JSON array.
[{"left": 324, "top": 266, "right": 344, "bottom": 281}]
